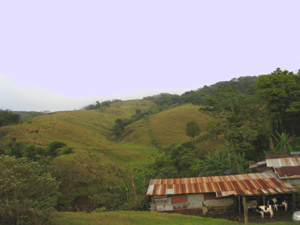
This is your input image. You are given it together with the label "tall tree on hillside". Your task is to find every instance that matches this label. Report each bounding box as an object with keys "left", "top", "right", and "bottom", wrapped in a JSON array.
[
  {"left": 185, "top": 121, "right": 201, "bottom": 142},
  {"left": 96, "top": 101, "right": 101, "bottom": 108},
  {"left": 200, "top": 85, "right": 258, "bottom": 158},
  {"left": 256, "top": 68, "right": 300, "bottom": 135}
]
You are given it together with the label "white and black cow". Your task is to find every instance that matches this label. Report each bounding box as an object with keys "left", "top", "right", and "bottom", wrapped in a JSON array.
[
  {"left": 254, "top": 205, "right": 274, "bottom": 218},
  {"left": 267, "top": 197, "right": 288, "bottom": 212}
]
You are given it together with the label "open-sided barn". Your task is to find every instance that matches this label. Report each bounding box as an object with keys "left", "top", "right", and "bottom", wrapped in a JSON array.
[{"left": 147, "top": 172, "right": 294, "bottom": 215}]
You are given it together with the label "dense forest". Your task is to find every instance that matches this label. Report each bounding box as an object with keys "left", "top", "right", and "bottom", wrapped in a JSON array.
[{"left": 1, "top": 68, "right": 300, "bottom": 224}]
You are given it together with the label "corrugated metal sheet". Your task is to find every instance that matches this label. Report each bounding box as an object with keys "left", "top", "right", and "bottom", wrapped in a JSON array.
[
  {"left": 249, "top": 161, "right": 266, "bottom": 169},
  {"left": 265, "top": 154, "right": 300, "bottom": 179},
  {"left": 147, "top": 172, "right": 294, "bottom": 197},
  {"left": 274, "top": 167, "right": 300, "bottom": 179},
  {"left": 266, "top": 157, "right": 300, "bottom": 168}
]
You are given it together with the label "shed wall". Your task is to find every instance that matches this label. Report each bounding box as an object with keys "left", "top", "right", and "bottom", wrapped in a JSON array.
[{"left": 152, "top": 193, "right": 233, "bottom": 213}]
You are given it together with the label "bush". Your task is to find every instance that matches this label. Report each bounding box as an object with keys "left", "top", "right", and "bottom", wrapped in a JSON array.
[
  {"left": 62, "top": 147, "right": 75, "bottom": 154},
  {"left": 0, "top": 155, "right": 60, "bottom": 225}
]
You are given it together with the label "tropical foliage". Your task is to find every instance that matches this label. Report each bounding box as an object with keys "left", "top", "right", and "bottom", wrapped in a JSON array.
[{"left": 0, "top": 155, "right": 60, "bottom": 225}]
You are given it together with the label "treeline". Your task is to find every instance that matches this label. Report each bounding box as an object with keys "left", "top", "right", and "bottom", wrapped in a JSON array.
[
  {"left": 81, "top": 99, "right": 122, "bottom": 110},
  {"left": 138, "top": 68, "right": 300, "bottom": 181},
  {"left": 143, "top": 76, "right": 258, "bottom": 106},
  {"left": 199, "top": 68, "right": 300, "bottom": 161},
  {"left": 0, "top": 109, "right": 21, "bottom": 127},
  {"left": 14, "top": 110, "right": 48, "bottom": 119},
  {"left": 0, "top": 109, "right": 50, "bottom": 128}
]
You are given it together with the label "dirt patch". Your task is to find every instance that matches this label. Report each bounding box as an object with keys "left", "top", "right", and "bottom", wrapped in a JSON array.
[
  {"left": 118, "top": 129, "right": 135, "bottom": 142},
  {"left": 72, "top": 197, "right": 93, "bottom": 212},
  {"left": 212, "top": 208, "right": 294, "bottom": 223}
]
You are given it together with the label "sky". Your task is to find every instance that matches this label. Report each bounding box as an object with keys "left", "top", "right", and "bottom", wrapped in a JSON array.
[{"left": 1, "top": 1, "right": 300, "bottom": 112}]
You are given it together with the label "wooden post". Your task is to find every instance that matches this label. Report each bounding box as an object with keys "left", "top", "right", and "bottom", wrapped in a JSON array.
[
  {"left": 293, "top": 193, "right": 296, "bottom": 211},
  {"left": 239, "top": 196, "right": 241, "bottom": 214},
  {"left": 263, "top": 195, "right": 266, "bottom": 206},
  {"left": 234, "top": 197, "right": 238, "bottom": 213},
  {"left": 243, "top": 196, "right": 248, "bottom": 225},
  {"left": 233, "top": 197, "right": 236, "bottom": 212}
]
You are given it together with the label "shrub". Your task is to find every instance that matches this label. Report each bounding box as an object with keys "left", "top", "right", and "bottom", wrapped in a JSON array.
[{"left": 0, "top": 155, "right": 60, "bottom": 225}]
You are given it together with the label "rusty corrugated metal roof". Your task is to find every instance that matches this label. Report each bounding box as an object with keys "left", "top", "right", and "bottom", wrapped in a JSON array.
[
  {"left": 266, "top": 157, "right": 300, "bottom": 168},
  {"left": 147, "top": 172, "right": 294, "bottom": 197},
  {"left": 274, "top": 167, "right": 300, "bottom": 179},
  {"left": 265, "top": 155, "right": 300, "bottom": 179}
]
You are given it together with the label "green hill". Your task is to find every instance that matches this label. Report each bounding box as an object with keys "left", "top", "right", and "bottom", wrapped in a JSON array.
[
  {"left": 121, "top": 104, "right": 223, "bottom": 151},
  {"left": 0, "top": 99, "right": 223, "bottom": 211},
  {"left": 0, "top": 99, "right": 223, "bottom": 170}
]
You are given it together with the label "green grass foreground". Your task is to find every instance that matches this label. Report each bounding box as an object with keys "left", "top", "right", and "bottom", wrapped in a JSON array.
[{"left": 50, "top": 211, "right": 294, "bottom": 225}]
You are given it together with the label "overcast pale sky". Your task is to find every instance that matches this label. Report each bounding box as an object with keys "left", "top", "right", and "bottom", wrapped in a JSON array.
[{"left": 1, "top": 1, "right": 299, "bottom": 112}]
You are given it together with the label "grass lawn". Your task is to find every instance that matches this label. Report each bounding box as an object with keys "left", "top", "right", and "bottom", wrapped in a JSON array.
[{"left": 50, "top": 211, "right": 295, "bottom": 225}]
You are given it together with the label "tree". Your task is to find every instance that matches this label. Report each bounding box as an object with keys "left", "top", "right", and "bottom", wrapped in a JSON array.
[
  {"left": 200, "top": 85, "right": 259, "bottom": 158},
  {"left": 2, "top": 140, "right": 74, "bottom": 162},
  {"left": 185, "top": 121, "right": 201, "bottom": 142},
  {"left": 47, "top": 141, "right": 67, "bottom": 160},
  {"left": 112, "top": 119, "right": 125, "bottom": 138},
  {"left": 102, "top": 101, "right": 111, "bottom": 108},
  {"left": 95, "top": 101, "right": 101, "bottom": 108},
  {"left": 264, "top": 132, "right": 297, "bottom": 155},
  {"left": 192, "top": 150, "right": 253, "bottom": 176},
  {"left": 256, "top": 68, "right": 300, "bottom": 134},
  {"left": 155, "top": 141, "right": 200, "bottom": 177},
  {"left": 0, "top": 109, "right": 21, "bottom": 127},
  {"left": 0, "top": 155, "right": 60, "bottom": 225},
  {"left": 193, "top": 150, "right": 228, "bottom": 176}
]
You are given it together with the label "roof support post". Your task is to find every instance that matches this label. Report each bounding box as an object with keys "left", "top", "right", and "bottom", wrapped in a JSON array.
[
  {"left": 243, "top": 196, "right": 248, "bottom": 225},
  {"left": 233, "top": 196, "right": 237, "bottom": 213},
  {"left": 238, "top": 196, "right": 241, "bottom": 214},
  {"left": 263, "top": 196, "right": 266, "bottom": 206},
  {"left": 293, "top": 193, "right": 296, "bottom": 211}
]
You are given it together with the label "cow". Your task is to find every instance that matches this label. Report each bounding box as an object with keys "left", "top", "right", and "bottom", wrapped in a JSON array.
[
  {"left": 254, "top": 205, "right": 274, "bottom": 218},
  {"left": 267, "top": 197, "right": 288, "bottom": 212}
]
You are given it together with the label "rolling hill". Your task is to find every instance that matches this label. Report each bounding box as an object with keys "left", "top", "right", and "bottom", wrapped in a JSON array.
[{"left": 0, "top": 99, "right": 225, "bottom": 210}]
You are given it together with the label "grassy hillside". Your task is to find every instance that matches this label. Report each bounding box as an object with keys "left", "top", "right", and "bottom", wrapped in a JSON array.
[
  {"left": 121, "top": 104, "right": 225, "bottom": 152},
  {"left": 0, "top": 100, "right": 158, "bottom": 166},
  {"left": 150, "top": 104, "right": 211, "bottom": 146},
  {"left": 0, "top": 101, "right": 226, "bottom": 175},
  {"left": 0, "top": 100, "right": 227, "bottom": 211}
]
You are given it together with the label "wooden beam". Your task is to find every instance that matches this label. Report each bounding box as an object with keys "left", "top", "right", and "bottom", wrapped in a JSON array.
[
  {"left": 243, "top": 196, "right": 248, "bottom": 225},
  {"left": 263, "top": 195, "right": 266, "bottom": 206}
]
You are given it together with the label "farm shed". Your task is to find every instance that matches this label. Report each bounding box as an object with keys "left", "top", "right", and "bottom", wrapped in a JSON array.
[
  {"left": 266, "top": 153, "right": 300, "bottom": 185},
  {"left": 147, "top": 172, "right": 294, "bottom": 215}
]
